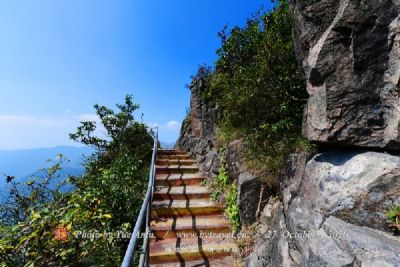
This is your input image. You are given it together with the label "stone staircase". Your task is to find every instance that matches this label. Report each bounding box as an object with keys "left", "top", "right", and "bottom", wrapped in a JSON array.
[{"left": 149, "top": 150, "right": 240, "bottom": 267}]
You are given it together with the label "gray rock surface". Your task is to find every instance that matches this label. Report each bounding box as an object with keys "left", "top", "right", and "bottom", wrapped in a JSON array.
[
  {"left": 292, "top": 0, "right": 400, "bottom": 149},
  {"left": 248, "top": 150, "right": 400, "bottom": 267},
  {"left": 238, "top": 172, "right": 262, "bottom": 225},
  {"left": 224, "top": 139, "right": 264, "bottom": 224},
  {"left": 175, "top": 77, "right": 220, "bottom": 176},
  {"left": 226, "top": 139, "right": 245, "bottom": 181},
  {"left": 246, "top": 202, "right": 295, "bottom": 267},
  {"left": 176, "top": 79, "right": 266, "bottom": 225}
]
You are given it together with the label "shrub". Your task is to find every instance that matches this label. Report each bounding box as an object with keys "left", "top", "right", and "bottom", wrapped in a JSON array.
[
  {"left": 209, "top": 161, "right": 241, "bottom": 233},
  {"left": 0, "top": 95, "right": 153, "bottom": 266},
  {"left": 386, "top": 205, "right": 400, "bottom": 233},
  {"left": 194, "top": 0, "right": 314, "bottom": 186},
  {"left": 226, "top": 185, "right": 240, "bottom": 232}
]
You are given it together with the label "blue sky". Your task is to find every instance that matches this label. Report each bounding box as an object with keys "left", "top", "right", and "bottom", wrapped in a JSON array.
[{"left": 0, "top": 0, "right": 272, "bottom": 150}]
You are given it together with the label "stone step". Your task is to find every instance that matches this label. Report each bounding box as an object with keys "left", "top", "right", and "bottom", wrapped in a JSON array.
[
  {"left": 149, "top": 151, "right": 236, "bottom": 266},
  {"left": 152, "top": 199, "right": 223, "bottom": 218},
  {"left": 156, "top": 159, "right": 197, "bottom": 166},
  {"left": 157, "top": 150, "right": 187, "bottom": 155},
  {"left": 155, "top": 173, "right": 206, "bottom": 186},
  {"left": 153, "top": 185, "right": 211, "bottom": 200},
  {"left": 156, "top": 165, "right": 199, "bottom": 174},
  {"left": 157, "top": 154, "right": 192, "bottom": 160},
  {"left": 149, "top": 256, "right": 242, "bottom": 267},
  {"left": 151, "top": 215, "right": 231, "bottom": 239},
  {"left": 148, "top": 236, "right": 237, "bottom": 265}
]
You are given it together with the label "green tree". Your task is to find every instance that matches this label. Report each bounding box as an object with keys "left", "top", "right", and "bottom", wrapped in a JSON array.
[
  {"left": 0, "top": 95, "right": 153, "bottom": 266},
  {"left": 196, "top": 0, "right": 313, "bottom": 185}
]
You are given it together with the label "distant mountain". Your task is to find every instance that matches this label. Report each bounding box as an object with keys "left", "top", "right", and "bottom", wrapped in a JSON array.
[
  {"left": 0, "top": 167, "right": 85, "bottom": 202},
  {"left": 24, "top": 166, "right": 85, "bottom": 192},
  {"left": 0, "top": 146, "right": 94, "bottom": 191}
]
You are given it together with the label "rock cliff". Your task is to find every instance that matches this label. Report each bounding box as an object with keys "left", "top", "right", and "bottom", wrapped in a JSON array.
[
  {"left": 176, "top": 76, "right": 221, "bottom": 176},
  {"left": 176, "top": 77, "right": 266, "bottom": 225},
  {"left": 177, "top": 1, "right": 400, "bottom": 266},
  {"left": 292, "top": 0, "right": 400, "bottom": 149},
  {"left": 246, "top": 0, "right": 400, "bottom": 266}
]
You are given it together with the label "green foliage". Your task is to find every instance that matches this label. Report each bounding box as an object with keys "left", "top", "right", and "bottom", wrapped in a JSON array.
[
  {"left": 210, "top": 190, "right": 220, "bottom": 201},
  {"left": 216, "top": 164, "right": 229, "bottom": 186},
  {"left": 0, "top": 95, "right": 153, "bottom": 266},
  {"left": 211, "top": 0, "right": 306, "bottom": 131},
  {"left": 70, "top": 95, "right": 152, "bottom": 161},
  {"left": 0, "top": 156, "right": 67, "bottom": 227},
  {"left": 209, "top": 161, "right": 241, "bottom": 232},
  {"left": 226, "top": 185, "right": 240, "bottom": 232},
  {"left": 194, "top": 0, "right": 314, "bottom": 186},
  {"left": 386, "top": 205, "right": 400, "bottom": 233},
  {"left": 209, "top": 158, "right": 228, "bottom": 200},
  {"left": 243, "top": 134, "right": 315, "bottom": 184}
]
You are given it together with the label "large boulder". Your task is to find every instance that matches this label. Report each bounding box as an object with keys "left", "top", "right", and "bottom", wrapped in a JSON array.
[
  {"left": 238, "top": 172, "right": 262, "bottom": 225},
  {"left": 291, "top": 0, "right": 400, "bottom": 149},
  {"left": 248, "top": 150, "right": 400, "bottom": 266}
]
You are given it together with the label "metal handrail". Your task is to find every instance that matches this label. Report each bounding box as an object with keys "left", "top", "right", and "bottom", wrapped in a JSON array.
[{"left": 121, "top": 127, "right": 158, "bottom": 267}]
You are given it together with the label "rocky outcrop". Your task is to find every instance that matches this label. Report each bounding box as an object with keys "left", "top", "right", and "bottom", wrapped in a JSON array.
[
  {"left": 247, "top": 1, "right": 400, "bottom": 265},
  {"left": 291, "top": 0, "right": 400, "bottom": 149},
  {"left": 247, "top": 150, "right": 400, "bottom": 267},
  {"left": 176, "top": 77, "right": 220, "bottom": 176},
  {"left": 176, "top": 80, "right": 266, "bottom": 225},
  {"left": 178, "top": 1, "right": 400, "bottom": 266}
]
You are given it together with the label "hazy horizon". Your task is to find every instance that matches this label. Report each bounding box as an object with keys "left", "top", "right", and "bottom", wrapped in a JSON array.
[{"left": 0, "top": 0, "right": 270, "bottom": 150}]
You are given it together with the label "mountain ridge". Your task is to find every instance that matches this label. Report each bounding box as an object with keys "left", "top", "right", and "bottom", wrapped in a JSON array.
[{"left": 0, "top": 146, "right": 93, "bottom": 193}]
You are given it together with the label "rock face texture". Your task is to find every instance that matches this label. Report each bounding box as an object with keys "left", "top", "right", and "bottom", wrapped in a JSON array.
[
  {"left": 179, "top": 3, "right": 400, "bottom": 265},
  {"left": 176, "top": 79, "right": 265, "bottom": 224},
  {"left": 238, "top": 172, "right": 263, "bottom": 225},
  {"left": 292, "top": 0, "right": 400, "bottom": 149},
  {"left": 226, "top": 139, "right": 266, "bottom": 225},
  {"left": 247, "top": 1, "right": 400, "bottom": 265},
  {"left": 247, "top": 150, "right": 400, "bottom": 267},
  {"left": 176, "top": 77, "right": 220, "bottom": 176}
]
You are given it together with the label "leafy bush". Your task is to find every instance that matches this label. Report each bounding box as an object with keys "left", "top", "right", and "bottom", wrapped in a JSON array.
[
  {"left": 386, "top": 205, "right": 400, "bottom": 233},
  {"left": 225, "top": 185, "right": 240, "bottom": 232},
  {"left": 209, "top": 160, "right": 241, "bottom": 232},
  {"left": 217, "top": 164, "right": 229, "bottom": 186},
  {"left": 209, "top": 165, "right": 227, "bottom": 201},
  {"left": 195, "top": 0, "right": 314, "bottom": 186},
  {"left": 0, "top": 95, "right": 153, "bottom": 266},
  {"left": 211, "top": 0, "right": 306, "bottom": 131}
]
